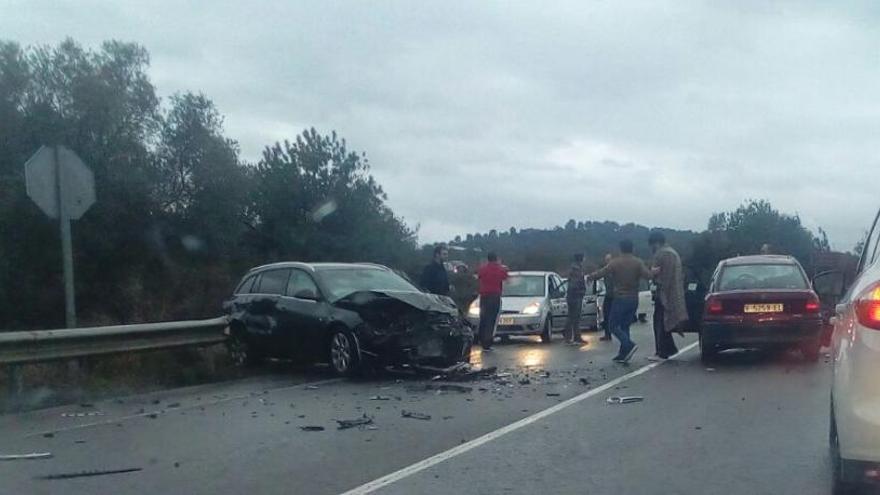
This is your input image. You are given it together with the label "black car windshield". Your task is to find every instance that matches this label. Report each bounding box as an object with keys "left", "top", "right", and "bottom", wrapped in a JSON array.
[
  {"left": 502, "top": 275, "right": 546, "bottom": 297},
  {"left": 718, "top": 264, "right": 808, "bottom": 291},
  {"left": 318, "top": 267, "right": 420, "bottom": 302}
]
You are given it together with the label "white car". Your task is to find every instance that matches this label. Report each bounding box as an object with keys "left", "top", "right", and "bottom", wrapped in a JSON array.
[
  {"left": 465, "top": 271, "right": 595, "bottom": 343},
  {"left": 830, "top": 207, "right": 880, "bottom": 493}
]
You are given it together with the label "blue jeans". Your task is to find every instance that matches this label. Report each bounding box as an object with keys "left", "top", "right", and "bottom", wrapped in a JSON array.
[{"left": 609, "top": 296, "right": 638, "bottom": 357}]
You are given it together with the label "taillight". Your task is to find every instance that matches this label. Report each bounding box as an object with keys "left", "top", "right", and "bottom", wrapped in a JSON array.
[
  {"left": 706, "top": 297, "right": 723, "bottom": 315},
  {"left": 805, "top": 295, "right": 820, "bottom": 313},
  {"left": 855, "top": 283, "right": 880, "bottom": 330}
]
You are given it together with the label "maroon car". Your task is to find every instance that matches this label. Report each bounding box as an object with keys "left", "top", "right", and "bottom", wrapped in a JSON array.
[{"left": 700, "top": 255, "right": 822, "bottom": 363}]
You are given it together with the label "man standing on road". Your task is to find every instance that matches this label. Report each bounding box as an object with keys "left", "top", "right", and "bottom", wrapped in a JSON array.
[
  {"left": 420, "top": 244, "right": 450, "bottom": 296},
  {"left": 648, "top": 231, "right": 687, "bottom": 361},
  {"left": 599, "top": 253, "right": 615, "bottom": 342},
  {"left": 587, "top": 240, "right": 652, "bottom": 363},
  {"left": 477, "top": 252, "right": 509, "bottom": 351},
  {"left": 564, "top": 253, "right": 587, "bottom": 345}
]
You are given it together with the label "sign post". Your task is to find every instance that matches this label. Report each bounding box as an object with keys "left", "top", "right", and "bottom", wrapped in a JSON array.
[{"left": 24, "top": 145, "right": 95, "bottom": 328}]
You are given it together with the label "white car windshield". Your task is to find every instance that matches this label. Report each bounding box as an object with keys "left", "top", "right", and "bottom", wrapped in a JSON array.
[{"left": 502, "top": 275, "right": 546, "bottom": 297}]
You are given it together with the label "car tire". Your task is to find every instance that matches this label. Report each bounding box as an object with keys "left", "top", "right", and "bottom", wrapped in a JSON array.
[
  {"left": 227, "top": 328, "right": 262, "bottom": 367},
  {"left": 699, "top": 332, "right": 718, "bottom": 364},
  {"left": 802, "top": 340, "right": 821, "bottom": 363},
  {"left": 541, "top": 317, "right": 552, "bottom": 344},
  {"left": 831, "top": 404, "right": 863, "bottom": 495},
  {"left": 329, "top": 328, "right": 361, "bottom": 377}
]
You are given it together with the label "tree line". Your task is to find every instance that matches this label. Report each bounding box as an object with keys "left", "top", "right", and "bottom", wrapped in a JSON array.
[{"left": 0, "top": 39, "right": 840, "bottom": 330}]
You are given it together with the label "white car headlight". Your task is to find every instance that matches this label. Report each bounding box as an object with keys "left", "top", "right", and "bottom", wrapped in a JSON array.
[
  {"left": 522, "top": 302, "right": 541, "bottom": 315},
  {"left": 468, "top": 301, "right": 480, "bottom": 316}
]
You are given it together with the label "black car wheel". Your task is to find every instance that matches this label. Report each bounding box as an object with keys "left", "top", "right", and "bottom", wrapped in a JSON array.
[
  {"left": 541, "top": 316, "right": 552, "bottom": 344},
  {"left": 227, "top": 329, "right": 262, "bottom": 367},
  {"left": 699, "top": 332, "right": 718, "bottom": 364},
  {"left": 329, "top": 328, "right": 360, "bottom": 376}
]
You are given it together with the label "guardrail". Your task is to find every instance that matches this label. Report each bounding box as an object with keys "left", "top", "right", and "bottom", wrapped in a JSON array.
[{"left": 1, "top": 317, "right": 229, "bottom": 398}]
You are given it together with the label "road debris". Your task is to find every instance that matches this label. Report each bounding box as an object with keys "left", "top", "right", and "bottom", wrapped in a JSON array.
[
  {"left": 579, "top": 378, "right": 590, "bottom": 386},
  {"left": 401, "top": 410, "right": 432, "bottom": 421},
  {"left": 61, "top": 412, "right": 105, "bottom": 418},
  {"left": 38, "top": 468, "right": 142, "bottom": 480},
  {"left": 0, "top": 452, "right": 53, "bottom": 461},
  {"left": 369, "top": 395, "right": 392, "bottom": 401},
  {"left": 299, "top": 426, "right": 325, "bottom": 432},
  {"left": 42, "top": 433, "right": 55, "bottom": 438},
  {"left": 305, "top": 385, "right": 320, "bottom": 390},
  {"left": 336, "top": 415, "right": 374, "bottom": 430},
  {"left": 546, "top": 392, "right": 561, "bottom": 397},
  {"left": 518, "top": 378, "right": 531, "bottom": 385},
  {"left": 606, "top": 396, "right": 644, "bottom": 405},
  {"left": 407, "top": 384, "right": 473, "bottom": 394}
]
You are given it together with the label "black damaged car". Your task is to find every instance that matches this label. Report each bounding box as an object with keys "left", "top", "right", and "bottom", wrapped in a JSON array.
[{"left": 223, "top": 262, "right": 474, "bottom": 376}]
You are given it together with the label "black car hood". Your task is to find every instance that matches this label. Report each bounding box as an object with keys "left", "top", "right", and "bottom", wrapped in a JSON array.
[{"left": 333, "top": 290, "right": 458, "bottom": 317}]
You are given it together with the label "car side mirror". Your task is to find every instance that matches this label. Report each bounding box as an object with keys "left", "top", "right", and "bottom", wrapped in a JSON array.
[{"left": 294, "top": 289, "right": 319, "bottom": 301}]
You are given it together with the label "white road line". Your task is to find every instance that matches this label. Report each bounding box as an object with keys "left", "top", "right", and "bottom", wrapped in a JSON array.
[
  {"left": 340, "top": 341, "right": 699, "bottom": 495},
  {"left": 24, "top": 377, "right": 344, "bottom": 438}
]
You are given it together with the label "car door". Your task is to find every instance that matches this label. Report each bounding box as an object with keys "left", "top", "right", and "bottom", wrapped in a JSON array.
[
  {"left": 277, "top": 269, "right": 327, "bottom": 360},
  {"left": 548, "top": 275, "right": 568, "bottom": 330},
  {"left": 246, "top": 269, "right": 290, "bottom": 354},
  {"left": 682, "top": 264, "right": 707, "bottom": 332}
]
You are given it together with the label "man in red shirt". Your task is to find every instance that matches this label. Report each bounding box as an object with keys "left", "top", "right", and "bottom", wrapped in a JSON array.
[{"left": 477, "top": 252, "right": 509, "bottom": 351}]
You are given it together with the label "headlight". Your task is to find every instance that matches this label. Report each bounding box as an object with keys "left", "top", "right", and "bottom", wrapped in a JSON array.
[
  {"left": 468, "top": 301, "right": 480, "bottom": 316},
  {"left": 522, "top": 302, "right": 541, "bottom": 315}
]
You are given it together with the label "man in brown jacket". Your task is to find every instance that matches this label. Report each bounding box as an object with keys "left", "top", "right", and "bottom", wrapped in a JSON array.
[{"left": 588, "top": 240, "right": 652, "bottom": 363}]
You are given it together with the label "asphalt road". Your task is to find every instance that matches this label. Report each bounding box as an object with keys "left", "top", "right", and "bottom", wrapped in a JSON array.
[{"left": 0, "top": 319, "right": 838, "bottom": 495}]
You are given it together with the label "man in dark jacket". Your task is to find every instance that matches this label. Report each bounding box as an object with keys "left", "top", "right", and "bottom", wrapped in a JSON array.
[{"left": 420, "top": 244, "right": 450, "bottom": 296}]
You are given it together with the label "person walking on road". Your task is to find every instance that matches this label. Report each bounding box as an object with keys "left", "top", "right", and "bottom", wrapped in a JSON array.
[
  {"left": 477, "top": 252, "right": 509, "bottom": 351},
  {"left": 648, "top": 231, "right": 687, "bottom": 361},
  {"left": 564, "top": 253, "right": 588, "bottom": 345},
  {"left": 420, "top": 244, "right": 450, "bottom": 296},
  {"left": 587, "top": 240, "right": 652, "bottom": 363},
  {"left": 599, "top": 253, "right": 615, "bottom": 342}
]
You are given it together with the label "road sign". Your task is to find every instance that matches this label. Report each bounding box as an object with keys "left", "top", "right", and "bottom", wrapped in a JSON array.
[
  {"left": 23, "top": 145, "right": 96, "bottom": 328},
  {"left": 25, "top": 145, "right": 95, "bottom": 219}
]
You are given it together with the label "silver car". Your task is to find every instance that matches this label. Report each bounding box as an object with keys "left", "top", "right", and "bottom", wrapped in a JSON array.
[{"left": 466, "top": 271, "right": 597, "bottom": 343}]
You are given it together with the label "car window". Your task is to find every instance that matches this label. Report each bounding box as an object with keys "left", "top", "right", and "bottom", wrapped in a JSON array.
[
  {"left": 502, "top": 275, "right": 546, "bottom": 297},
  {"left": 860, "top": 210, "right": 880, "bottom": 272},
  {"left": 718, "top": 264, "right": 808, "bottom": 291},
  {"left": 256, "top": 269, "right": 290, "bottom": 295},
  {"left": 235, "top": 275, "right": 257, "bottom": 295},
  {"left": 286, "top": 269, "right": 320, "bottom": 298},
  {"left": 317, "top": 267, "right": 419, "bottom": 302}
]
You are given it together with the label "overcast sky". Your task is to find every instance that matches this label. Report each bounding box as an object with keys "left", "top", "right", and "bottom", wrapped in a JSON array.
[{"left": 4, "top": 0, "right": 879, "bottom": 250}]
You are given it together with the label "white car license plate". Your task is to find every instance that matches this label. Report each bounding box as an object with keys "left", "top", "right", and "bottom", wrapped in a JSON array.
[{"left": 499, "top": 316, "right": 515, "bottom": 326}]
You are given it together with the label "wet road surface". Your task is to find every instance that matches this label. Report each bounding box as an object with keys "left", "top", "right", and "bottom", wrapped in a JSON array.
[{"left": 0, "top": 319, "right": 837, "bottom": 495}]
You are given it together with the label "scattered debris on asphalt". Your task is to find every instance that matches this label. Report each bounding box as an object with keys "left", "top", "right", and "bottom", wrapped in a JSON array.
[
  {"left": 0, "top": 452, "right": 53, "bottom": 461},
  {"left": 546, "top": 393, "right": 561, "bottom": 397},
  {"left": 336, "top": 415, "right": 374, "bottom": 430},
  {"left": 401, "top": 410, "right": 432, "bottom": 421},
  {"left": 369, "top": 395, "right": 392, "bottom": 401},
  {"left": 305, "top": 385, "right": 320, "bottom": 390},
  {"left": 695, "top": 426, "right": 703, "bottom": 430},
  {"left": 166, "top": 402, "right": 181, "bottom": 409},
  {"left": 42, "top": 433, "right": 55, "bottom": 438},
  {"left": 300, "top": 426, "right": 325, "bottom": 432},
  {"left": 61, "top": 412, "right": 105, "bottom": 418},
  {"left": 407, "top": 384, "right": 473, "bottom": 394},
  {"left": 518, "top": 378, "right": 531, "bottom": 385},
  {"left": 579, "top": 378, "right": 590, "bottom": 386},
  {"left": 606, "top": 396, "right": 644, "bottom": 405},
  {"left": 38, "top": 468, "right": 142, "bottom": 480}
]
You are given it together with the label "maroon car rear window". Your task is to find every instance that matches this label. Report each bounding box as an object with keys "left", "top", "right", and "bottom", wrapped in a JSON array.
[{"left": 718, "top": 264, "right": 808, "bottom": 291}]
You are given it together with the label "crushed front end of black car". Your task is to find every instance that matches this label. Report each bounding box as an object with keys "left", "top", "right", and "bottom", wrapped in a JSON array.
[{"left": 334, "top": 290, "right": 474, "bottom": 367}]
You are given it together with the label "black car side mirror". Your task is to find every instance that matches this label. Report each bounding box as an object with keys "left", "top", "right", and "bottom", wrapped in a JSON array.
[{"left": 294, "top": 289, "right": 319, "bottom": 301}]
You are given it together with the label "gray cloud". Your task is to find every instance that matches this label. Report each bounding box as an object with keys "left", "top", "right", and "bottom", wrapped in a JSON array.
[{"left": 4, "top": 0, "right": 879, "bottom": 250}]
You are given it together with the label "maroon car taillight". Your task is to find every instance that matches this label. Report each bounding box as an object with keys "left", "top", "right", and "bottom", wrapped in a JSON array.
[
  {"left": 706, "top": 296, "right": 723, "bottom": 315},
  {"left": 855, "top": 283, "right": 880, "bottom": 331},
  {"left": 805, "top": 294, "right": 820, "bottom": 314}
]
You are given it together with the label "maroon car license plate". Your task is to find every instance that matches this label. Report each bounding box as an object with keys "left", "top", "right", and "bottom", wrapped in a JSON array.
[{"left": 744, "top": 303, "right": 783, "bottom": 314}]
